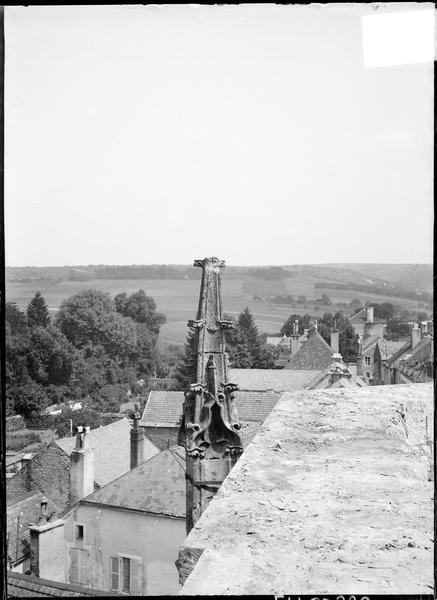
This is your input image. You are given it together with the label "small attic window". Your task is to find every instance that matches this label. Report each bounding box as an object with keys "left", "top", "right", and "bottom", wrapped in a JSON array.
[{"left": 75, "top": 524, "right": 84, "bottom": 541}]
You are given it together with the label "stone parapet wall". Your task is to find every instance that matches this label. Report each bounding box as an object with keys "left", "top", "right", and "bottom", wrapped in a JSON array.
[{"left": 178, "top": 383, "right": 433, "bottom": 595}]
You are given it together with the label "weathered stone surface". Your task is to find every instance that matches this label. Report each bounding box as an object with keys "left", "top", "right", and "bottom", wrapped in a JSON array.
[{"left": 179, "top": 383, "right": 433, "bottom": 594}]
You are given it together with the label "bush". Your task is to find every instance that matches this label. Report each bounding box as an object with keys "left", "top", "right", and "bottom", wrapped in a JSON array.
[{"left": 6, "top": 430, "right": 41, "bottom": 451}]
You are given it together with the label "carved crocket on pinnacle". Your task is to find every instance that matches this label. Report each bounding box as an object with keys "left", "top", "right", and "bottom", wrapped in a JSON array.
[{"left": 178, "top": 257, "right": 243, "bottom": 533}]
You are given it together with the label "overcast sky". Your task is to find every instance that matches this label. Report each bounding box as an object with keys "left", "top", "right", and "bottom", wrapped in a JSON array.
[{"left": 5, "top": 4, "right": 434, "bottom": 267}]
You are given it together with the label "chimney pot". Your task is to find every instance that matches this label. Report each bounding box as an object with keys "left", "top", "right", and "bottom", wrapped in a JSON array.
[
  {"left": 70, "top": 425, "right": 94, "bottom": 503},
  {"left": 331, "top": 329, "right": 339, "bottom": 354},
  {"left": 130, "top": 413, "right": 145, "bottom": 470}
]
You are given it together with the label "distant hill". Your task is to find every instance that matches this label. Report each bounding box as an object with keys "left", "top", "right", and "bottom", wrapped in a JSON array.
[
  {"left": 6, "top": 263, "right": 432, "bottom": 294},
  {"left": 321, "top": 264, "right": 433, "bottom": 293}
]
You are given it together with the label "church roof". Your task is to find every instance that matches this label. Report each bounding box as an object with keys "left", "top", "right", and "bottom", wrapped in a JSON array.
[{"left": 284, "top": 332, "right": 334, "bottom": 370}]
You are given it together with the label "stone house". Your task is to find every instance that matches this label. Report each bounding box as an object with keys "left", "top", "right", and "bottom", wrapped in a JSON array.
[
  {"left": 60, "top": 446, "right": 187, "bottom": 595},
  {"left": 7, "top": 418, "right": 158, "bottom": 511},
  {"left": 25, "top": 428, "right": 187, "bottom": 596},
  {"left": 374, "top": 324, "right": 433, "bottom": 385}
]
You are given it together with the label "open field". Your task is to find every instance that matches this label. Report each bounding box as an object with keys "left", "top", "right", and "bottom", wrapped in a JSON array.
[{"left": 6, "top": 270, "right": 432, "bottom": 346}]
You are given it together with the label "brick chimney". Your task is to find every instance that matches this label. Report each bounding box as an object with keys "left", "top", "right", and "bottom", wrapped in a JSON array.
[
  {"left": 367, "top": 306, "right": 374, "bottom": 323},
  {"left": 411, "top": 323, "right": 421, "bottom": 348},
  {"left": 290, "top": 320, "right": 300, "bottom": 355},
  {"left": 130, "top": 413, "right": 145, "bottom": 470},
  {"left": 70, "top": 426, "right": 94, "bottom": 503},
  {"left": 29, "top": 497, "right": 66, "bottom": 582}
]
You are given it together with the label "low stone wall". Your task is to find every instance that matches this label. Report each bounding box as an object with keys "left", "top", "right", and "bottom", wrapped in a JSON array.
[{"left": 178, "top": 383, "right": 433, "bottom": 595}]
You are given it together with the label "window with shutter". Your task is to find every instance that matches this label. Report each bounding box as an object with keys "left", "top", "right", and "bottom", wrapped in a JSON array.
[
  {"left": 122, "top": 557, "right": 130, "bottom": 594},
  {"left": 129, "top": 559, "right": 140, "bottom": 595},
  {"left": 70, "top": 549, "right": 79, "bottom": 583},
  {"left": 70, "top": 548, "right": 89, "bottom": 585},
  {"left": 110, "top": 555, "right": 142, "bottom": 594},
  {"left": 111, "top": 556, "right": 120, "bottom": 592}
]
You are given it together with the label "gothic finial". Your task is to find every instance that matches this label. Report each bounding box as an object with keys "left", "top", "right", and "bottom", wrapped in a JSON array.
[{"left": 180, "top": 257, "right": 243, "bottom": 533}]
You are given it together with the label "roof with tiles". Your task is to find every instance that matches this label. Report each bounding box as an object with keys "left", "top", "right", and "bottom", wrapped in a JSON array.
[
  {"left": 230, "top": 369, "right": 320, "bottom": 392},
  {"left": 283, "top": 331, "right": 334, "bottom": 370},
  {"left": 81, "top": 446, "right": 186, "bottom": 519},
  {"left": 377, "top": 338, "right": 408, "bottom": 360},
  {"left": 141, "top": 390, "right": 281, "bottom": 426},
  {"left": 7, "top": 491, "right": 58, "bottom": 566},
  {"left": 7, "top": 572, "right": 111, "bottom": 597},
  {"left": 55, "top": 418, "right": 159, "bottom": 488}
]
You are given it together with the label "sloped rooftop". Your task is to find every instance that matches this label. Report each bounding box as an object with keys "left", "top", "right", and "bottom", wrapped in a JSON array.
[
  {"left": 7, "top": 572, "right": 111, "bottom": 597},
  {"left": 179, "top": 383, "right": 433, "bottom": 595},
  {"left": 7, "top": 491, "right": 57, "bottom": 566},
  {"left": 141, "top": 390, "right": 281, "bottom": 426},
  {"left": 81, "top": 446, "right": 186, "bottom": 519},
  {"left": 377, "top": 338, "right": 407, "bottom": 360},
  {"left": 229, "top": 369, "right": 319, "bottom": 392},
  {"left": 55, "top": 418, "right": 159, "bottom": 488},
  {"left": 284, "top": 331, "right": 334, "bottom": 370},
  {"left": 362, "top": 334, "right": 380, "bottom": 353}
]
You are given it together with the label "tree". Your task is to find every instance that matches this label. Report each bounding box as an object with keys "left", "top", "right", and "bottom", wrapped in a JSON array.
[
  {"left": 5, "top": 303, "right": 30, "bottom": 391},
  {"left": 349, "top": 298, "right": 362, "bottom": 310},
  {"left": 255, "top": 343, "right": 276, "bottom": 369},
  {"left": 174, "top": 330, "right": 198, "bottom": 389},
  {"left": 385, "top": 318, "right": 411, "bottom": 340},
  {"left": 155, "top": 344, "right": 185, "bottom": 379},
  {"left": 115, "top": 290, "right": 166, "bottom": 335},
  {"left": 237, "top": 308, "right": 262, "bottom": 365},
  {"left": 373, "top": 303, "right": 395, "bottom": 321},
  {"left": 10, "top": 377, "right": 50, "bottom": 417},
  {"left": 297, "top": 295, "right": 306, "bottom": 304},
  {"left": 224, "top": 316, "right": 252, "bottom": 368},
  {"left": 27, "top": 325, "right": 77, "bottom": 387},
  {"left": 55, "top": 289, "right": 116, "bottom": 349},
  {"left": 319, "top": 294, "right": 332, "bottom": 306},
  {"left": 27, "top": 292, "right": 51, "bottom": 328},
  {"left": 280, "top": 314, "right": 312, "bottom": 337}
]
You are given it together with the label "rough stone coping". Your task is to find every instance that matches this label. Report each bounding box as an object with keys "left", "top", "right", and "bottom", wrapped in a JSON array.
[{"left": 178, "top": 383, "right": 434, "bottom": 595}]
